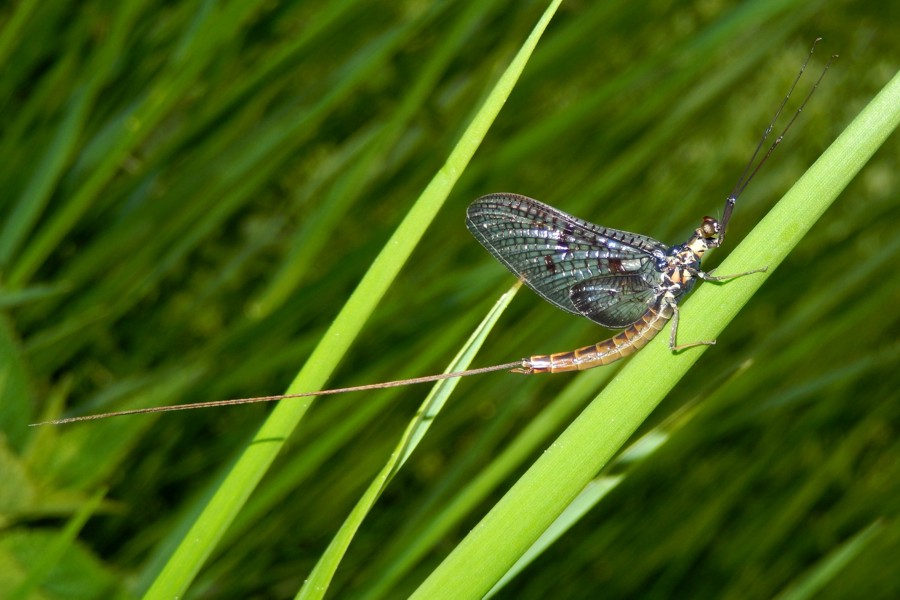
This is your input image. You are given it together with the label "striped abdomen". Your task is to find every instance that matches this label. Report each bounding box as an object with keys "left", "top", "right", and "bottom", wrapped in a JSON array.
[{"left": 518, "top": 303, "right": 674, "bottom": 374}]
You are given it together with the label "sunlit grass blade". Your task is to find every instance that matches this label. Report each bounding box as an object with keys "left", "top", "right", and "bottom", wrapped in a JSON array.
[
  {"left": 486, "top": 416, "right": 678, "bottom": 598},
  {"left": 484, "top": 477, "right": 623, "bottom": 600},
  {"left": 410, "top": 68, "right": 900, "bottom": 600},
  {"left": 141, "top": 2, "right": 563, "bottom": 598},
  {"left": 358, "top": 361, "right": 616, "bottom": 600},
  {"left": 298, "top": 282, "right": 520, "bottom": 600}
]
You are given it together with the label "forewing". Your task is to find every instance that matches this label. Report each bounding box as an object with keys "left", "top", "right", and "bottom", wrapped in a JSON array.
[{"left": 466, "top": 193, "right": 667, "bottom": 321}]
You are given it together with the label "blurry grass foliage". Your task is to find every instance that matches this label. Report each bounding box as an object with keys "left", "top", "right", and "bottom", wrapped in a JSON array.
[{"left": 0, "top": 1, "right": 898, "bottom": 599}]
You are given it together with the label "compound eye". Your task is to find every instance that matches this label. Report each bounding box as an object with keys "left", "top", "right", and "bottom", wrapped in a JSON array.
[{"left": 701, "top": 216, "right": 720, "bottom": 238}]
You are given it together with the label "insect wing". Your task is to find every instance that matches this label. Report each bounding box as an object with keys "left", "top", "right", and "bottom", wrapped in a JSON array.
[
  {"left": 570, "top": 275, "right": 659, "bottom": 328},
  {"left": 466, "top": 193, "right": 667, "bottom": 327}
]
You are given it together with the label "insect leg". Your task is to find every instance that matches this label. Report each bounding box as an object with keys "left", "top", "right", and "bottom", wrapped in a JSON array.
[
  {"left": 669, "top": 301, "right": 717, "bottom": 351},
  {"left": 696, "top": 266, "right": 768, "bottom": 282}
]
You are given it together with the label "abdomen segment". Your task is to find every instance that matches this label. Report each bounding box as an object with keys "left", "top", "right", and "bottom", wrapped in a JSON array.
[{"left": 517, "top": 303, "right": 673, "bottom": 374}]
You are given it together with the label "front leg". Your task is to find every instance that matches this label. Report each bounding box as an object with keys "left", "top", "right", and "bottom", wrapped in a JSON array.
[
  {"left": 696, "top": 265, "right": 768, "bottom": 282},
  {"left": 669, "top": 265, "right": 767, "bottom": 351}
]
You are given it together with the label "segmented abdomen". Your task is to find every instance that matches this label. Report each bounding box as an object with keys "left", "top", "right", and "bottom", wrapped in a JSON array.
[{"left": 519, "top": 303, "right": 673, "bottom": 374}]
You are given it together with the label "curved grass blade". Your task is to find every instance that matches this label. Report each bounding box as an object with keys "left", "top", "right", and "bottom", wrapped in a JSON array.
[
  {"left": 297, "top": 282, "right": 520, "bottom": 600},
  {"left": 485, "top": 421, "right": 675, "bottom": 597},
  {"left": 358, "top": 361, "right": 616, "bottom": 599},
  {"left": 410, "top": 68, "right": 900, "bottom": 600},
  {"left": 141, "top": 2, "right": 563, "bottom": 598}
]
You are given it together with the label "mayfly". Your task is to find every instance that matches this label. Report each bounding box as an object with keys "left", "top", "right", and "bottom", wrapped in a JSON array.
[{"left": 34, "top": 41, "right": 835, "bottom": 426}]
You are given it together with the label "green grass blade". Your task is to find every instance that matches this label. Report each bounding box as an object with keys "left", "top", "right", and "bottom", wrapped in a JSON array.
[
  {"left": 774, "top": 520, "right": 884, "bottom": 600},
  {"left": 410, "top": 67, "right": 900, "bottom": 600},
  {"left": 0, "top": 314, "right": 35, "bottom": 449},
  {"left": 252, "top": 1, "right": 495, "bottom": 317},
  {"left": 486, "top": 421, "right": 676, "bottom": 597},
  {"left": 297, "top": 283, "right": 520, "bottom": 600},
  {"left": 142, "top": 2, "right": 562, "bottom": 598},
  {"left": 8, "top": 486, "right": 107, "bottom": 600},
  {"left": 485, "top": 476, "right": 624, "bottom": 599},
  {"left": 357, "top": 363, "right": 616, "bottom": 600}
]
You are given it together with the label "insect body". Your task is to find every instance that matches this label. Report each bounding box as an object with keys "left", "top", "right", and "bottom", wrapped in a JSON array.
[
  {"left": 33, "top": 42, "right": 834, "bottom": 425},
  {"left": 465, "top": 40, "right": 834, "bottom": 375},
  {"left": 467, "top": 195, "right": 741, "bottom": 373}
]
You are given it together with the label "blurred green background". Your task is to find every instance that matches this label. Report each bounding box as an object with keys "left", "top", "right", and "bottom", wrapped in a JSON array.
[{"left": 1, "top": 0, "right": 898, "bottom": 598}]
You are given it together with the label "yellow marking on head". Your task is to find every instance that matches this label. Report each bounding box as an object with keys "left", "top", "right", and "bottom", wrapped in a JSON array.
[{"left": 686, "top": 234, "right": 709, "bottom": 257}]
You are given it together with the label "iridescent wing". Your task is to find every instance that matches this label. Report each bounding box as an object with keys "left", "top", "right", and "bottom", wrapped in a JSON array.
[{"left": 466, "top": 193, "right": 668, "bottom": 328}]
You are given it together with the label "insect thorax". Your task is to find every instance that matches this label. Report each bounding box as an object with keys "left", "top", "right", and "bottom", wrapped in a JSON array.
[{"left": 662, "top": 243, "right": 702, "bottom": 297}]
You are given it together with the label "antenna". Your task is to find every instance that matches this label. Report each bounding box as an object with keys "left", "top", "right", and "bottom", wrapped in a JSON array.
[{"left": 719, "top": 38, "right": 837, "bottom": 243}]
